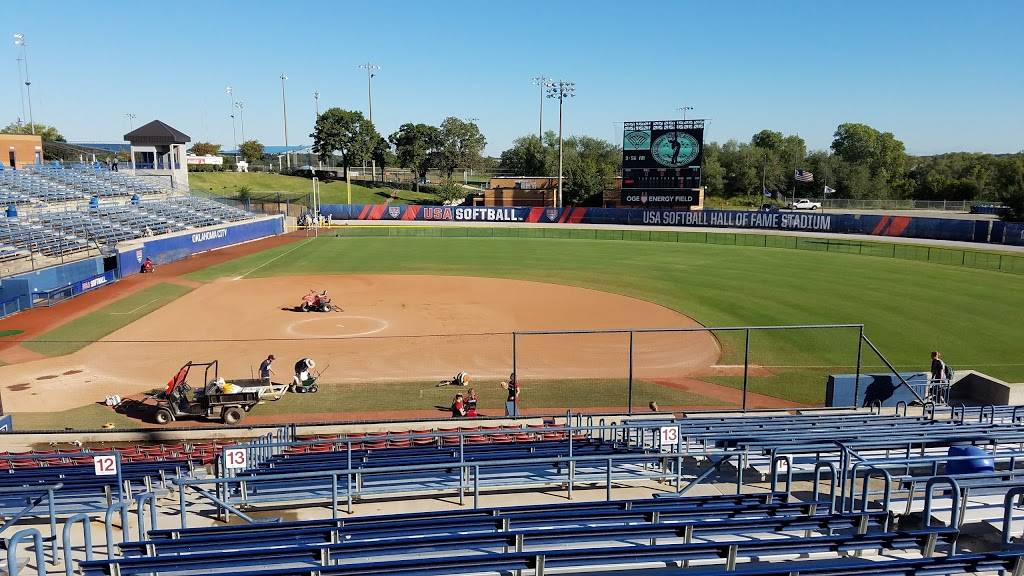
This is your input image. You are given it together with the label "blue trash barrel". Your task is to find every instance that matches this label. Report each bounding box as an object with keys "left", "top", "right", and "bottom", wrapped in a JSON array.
[
  {"left": 89, "top": 196, "right": 99, "bottom": 209},
  {"left": 5, "top": 205, "right": 16, "bottom": 218},
  {"left": 947, "top": 445, "right": 994, "bottom": 474}
]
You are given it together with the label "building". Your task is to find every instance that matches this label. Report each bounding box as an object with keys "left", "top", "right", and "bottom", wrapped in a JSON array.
[
  {"left": 124, "top": 120, "right": 190, "bottom": 189},
  {"left": 0, "top": 134, "right": 44, "bottom": 169},
  {"left": 483, "top": 177, "right": 558, "bottom": 207}
]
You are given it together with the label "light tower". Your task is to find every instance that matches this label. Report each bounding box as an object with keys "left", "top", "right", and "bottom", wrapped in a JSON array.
[{"left": 546, "top": 80, "right": 575, "bottom": 208}]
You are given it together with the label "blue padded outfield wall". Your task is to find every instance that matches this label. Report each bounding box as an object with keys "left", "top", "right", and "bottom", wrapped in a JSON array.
[
  {"left": 0, "top": 255, "right": 105, "bottom": 310},
  {"left": 117, "top": 215, "right": 285, "bottom": 278},
  {"left": 322, "top": 204, "right": 1019, "bottom": 245},
  {"left": 827, "top": 372, "right": 930, "bottom": 407}
]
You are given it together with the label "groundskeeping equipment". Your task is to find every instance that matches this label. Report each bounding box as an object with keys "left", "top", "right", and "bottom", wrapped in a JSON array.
[{"left": 153, "top": 360, "right": 261, "bottom": 425}]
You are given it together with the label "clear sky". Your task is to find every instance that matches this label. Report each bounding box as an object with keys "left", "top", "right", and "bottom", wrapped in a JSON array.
[{"left": 4, "top": 0, "right": 1022, "bottom": 156}]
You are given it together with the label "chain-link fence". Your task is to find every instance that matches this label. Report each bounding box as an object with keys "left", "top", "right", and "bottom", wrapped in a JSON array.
[{"left": 5, "top": 324, "right": 878, "bottom": 428}]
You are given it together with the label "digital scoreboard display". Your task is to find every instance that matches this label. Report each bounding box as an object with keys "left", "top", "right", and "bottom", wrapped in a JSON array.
[{"left": 621, "top": 119, "right": 703, "bottom": 207}]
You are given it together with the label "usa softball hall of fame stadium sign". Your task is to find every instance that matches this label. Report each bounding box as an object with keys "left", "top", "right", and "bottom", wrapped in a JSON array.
[{"left": 622, "top": 119, "right": 704, "bottom": 207}]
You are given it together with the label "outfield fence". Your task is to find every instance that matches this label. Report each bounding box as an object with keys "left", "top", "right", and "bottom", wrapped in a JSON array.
[{"left": 332, "top": 225, "right": 1024, "bottom": 275}]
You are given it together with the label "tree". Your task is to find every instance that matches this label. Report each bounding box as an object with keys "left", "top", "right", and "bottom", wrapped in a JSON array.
[
  {"left": 388, "top": 123, "right": 441, "bottom": 190},
  {"left": 437, "top": 117, "right": 487, "bottom": 179},
  {"left": 561, "top": 135, "right": 620, "bottom": 205},
  {"left": 750, "top": 129, "right": 784, "bottom": 151},
  {"left": 1, "top": 121, "right": 65, "bottom": 142},
  {"left": 371, "top": 136, "right": 395, "bottom": 183},
  {"left": 435, "top": 179, "right": 468, "bottom": 205},
  {"left": 190, "top": 142, "right": 221, "bottom": 156},
  {"left": 238, "top": 140, "right": 264, "bottom": 163},
  {"left": 499, "top": 135, "right": 549, "bottom": 176},
  {"left": 994, "top": 155, "right": 1024, "bottom": 220},
  {"left": 311, "top": 108, "right": 379, "bottom": 179}
]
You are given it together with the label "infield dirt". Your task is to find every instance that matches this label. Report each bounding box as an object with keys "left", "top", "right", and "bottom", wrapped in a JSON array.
[{"left": 0, "top": 274, "right": 775, "bottom": 416}]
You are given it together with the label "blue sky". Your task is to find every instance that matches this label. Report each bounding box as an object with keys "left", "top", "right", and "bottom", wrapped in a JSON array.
[{"left": 4, "top": 1, "right": 1022, "bottom": 156}]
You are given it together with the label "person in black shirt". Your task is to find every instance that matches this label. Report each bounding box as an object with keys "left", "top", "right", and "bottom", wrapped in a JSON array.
[{"left": 930, "top": 351, "right": 946, "bottom": 383}]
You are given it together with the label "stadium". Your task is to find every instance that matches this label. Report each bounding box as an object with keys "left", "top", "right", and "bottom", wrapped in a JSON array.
[{"left": 1, "top": 3, "right": 1024, "bottom": 575}]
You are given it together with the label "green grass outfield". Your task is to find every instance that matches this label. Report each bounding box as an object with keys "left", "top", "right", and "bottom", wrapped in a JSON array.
[
  {"left": 23, "top": 283, "right": 193, "bottom": 356},
  {"left": 188, "top": 172, "right": 439, "bottom": 205},
  {"left": 189, "top": 234, "right": 1024, "bottom": 394}
]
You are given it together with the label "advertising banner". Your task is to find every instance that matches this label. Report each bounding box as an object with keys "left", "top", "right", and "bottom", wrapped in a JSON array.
[{"left": 322, "top": 204, "right": 992, "bottom": 244}]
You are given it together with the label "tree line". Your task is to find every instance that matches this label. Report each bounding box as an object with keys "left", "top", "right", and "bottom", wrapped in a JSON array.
[
  {"left": 496, "top": 122, "right": 1023, "bottom": 216},
  {"left": 7, "top": 116, "right": 1019, "bottom": 218}
]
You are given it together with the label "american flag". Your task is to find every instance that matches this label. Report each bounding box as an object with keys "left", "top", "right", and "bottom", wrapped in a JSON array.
[{"left": 794, "top": 169, "right": 814, "bottom": 183}]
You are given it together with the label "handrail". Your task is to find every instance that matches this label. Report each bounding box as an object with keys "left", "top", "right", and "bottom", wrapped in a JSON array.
[
  {"left": 133, "top": 492, "right": 157, "bottom": 540},
  {"left": 62, "top": 513, "right": 94, "bottom": 576},
  {"left": 1002, "top": 486, "right": 1024, "bottom": 545},
  {"left": 856, "top": 464, "right": 892, "bottom": 515},
  {"left": 6, "top": 528, "right": 45, "bottom": 576},
  {"left": 104, "top": 501, "right": 131, "bottom": 560},
  {"left": 980, "top": 404, "right": 995, "bottom": 424},
  {"left": 811, "top": 461, "right": 838, "bottom": 514},
  {"left": 923, "top": 476, "right": 962, "bottom": 530},
  {"left": 923, "top": 402, "right": 936, "bottom": 420},
  {"left": 952, "top": 403, "right": 966, "bottom": 424},
  {"left": 768, "top": 455, "right": 793, "bottom": 501},
  {"left": 895, "top": 400, "right": 907, "bottom": 417}
]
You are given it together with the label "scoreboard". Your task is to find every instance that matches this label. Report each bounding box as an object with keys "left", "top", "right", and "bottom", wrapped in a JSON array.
[{"left": 621, "top": 119, "right": 703, "bottom": 207}]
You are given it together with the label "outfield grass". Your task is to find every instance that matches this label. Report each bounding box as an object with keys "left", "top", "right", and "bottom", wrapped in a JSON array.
[
  {"left": 187, "top": 235, "right": 1024, "bottom": 395},
  {"left": 188, "top": 172, "right": 439, "bottom": 205},
  {"left": 12, "top": 403, "right": 140, "bottom": 430},
  {"left": 23, "top": 283, "right": 193, "bottom": 357},
  {"left": 246, "top": 378, "right": 720, "bottom": 417}
]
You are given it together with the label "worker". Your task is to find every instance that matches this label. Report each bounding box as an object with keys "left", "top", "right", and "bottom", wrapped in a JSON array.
[
  {"left": 259, "top": 354, "right": 276, "bottom": 383},
  {"left": 294, "top": 357, "right": 315, "bottom": 384}
]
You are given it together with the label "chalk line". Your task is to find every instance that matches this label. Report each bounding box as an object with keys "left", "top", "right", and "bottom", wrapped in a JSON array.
[
  {"left": 109, "top": 298, "right": 162, "bottom": 315},
  {"left": 233, "top": 238, "right": 315, "bottom": 280}
]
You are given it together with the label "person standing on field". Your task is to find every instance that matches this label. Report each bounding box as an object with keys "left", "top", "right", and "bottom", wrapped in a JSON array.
[
  {"left": 500, "top": 373, "right": 520, "bottom": 417},
  {"left": 259, "top": 354, "right": 276, "bottom": 383}
]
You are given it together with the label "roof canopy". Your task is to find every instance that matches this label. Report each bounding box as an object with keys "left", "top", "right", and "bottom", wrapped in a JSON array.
[{"left": 124, "top": 120, "right": 191, "bottom": 145}]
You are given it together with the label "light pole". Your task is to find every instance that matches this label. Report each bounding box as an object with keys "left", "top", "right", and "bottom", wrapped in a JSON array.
[
  {"left": 234, "top": 100, "right": 246, "bottom": 143},
  {"left": 359, "top": 63, "right": 380, "bottom": 178},
  {"left": 677, "top": 106, "right": 694, "bottom": 121},
  {"left": 531, "top": 75, "right": 550, "bottom": 140},
  {"left": 313, "top": 90, "right": 320, "bottom": 118},
  {"left": 15, "top": 55, "right": 26, "bottom": 124},
  {"left": 225, "top": 85, "right": 237, "bottom": 151},
  {"left": 126, "top": 113, "right": 136, "bottom": 131},
  {"left": 13, "top": 33, "right": 34, "bottom": 134},
  {"left": 546, "top": 80, "right": 575, "bottom": 208},
  {"left": 280, "top": 74, "right": 289, "bottom": 168},
  {"left": 358, "top": 62, "right": 380, "bottom": 123}
]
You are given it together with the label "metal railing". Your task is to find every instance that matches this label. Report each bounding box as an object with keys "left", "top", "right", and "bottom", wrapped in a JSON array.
[{"left": 820, "top": 199, "right": 973, "bottom": 212}]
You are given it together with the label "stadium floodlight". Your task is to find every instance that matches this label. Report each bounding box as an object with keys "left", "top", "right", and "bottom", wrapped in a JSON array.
[
  {"left": 358, "top": 63, "right": 381, "bottom": 123},
  {"left": 126, "top": 113, "right": 137, "bottom": 131},
  {"left": 280, "top": 74, "right": 289, "bottom": 166},
  {"left": 677, "top": 106, "right": 694, "bottom": 121},
  {"left": 14, "top": 33, "right": 34, "bottom": 134},
  {"left": 545, "top": 80, "right": 575, "bottom": 208},
  {"left": 531, "top": 75, "right": 551, "bottom": 140},
  {"left": 313, "top": 90, "right": 320, "bottom": 118},
  {"left": 225, "top": 85, "right": 237, "bottom": 151},
  {"left": 234, "top": 100, "right": 246, "bottom": 143}
]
